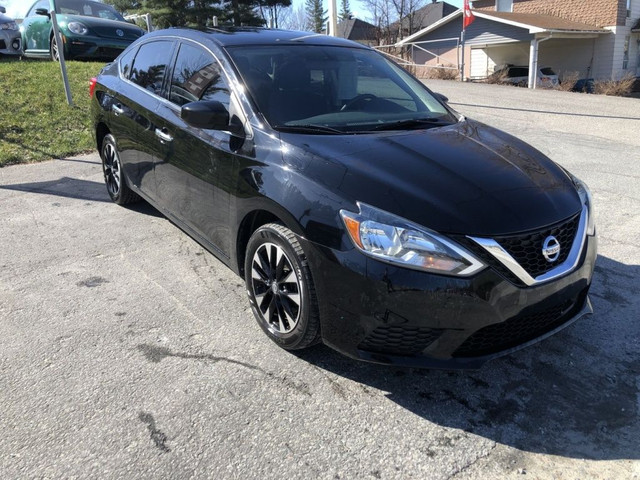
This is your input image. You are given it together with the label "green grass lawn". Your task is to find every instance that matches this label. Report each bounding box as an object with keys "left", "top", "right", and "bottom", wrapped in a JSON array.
[{"left": 0, "top": 58, "right": 105, "bottom": 167}]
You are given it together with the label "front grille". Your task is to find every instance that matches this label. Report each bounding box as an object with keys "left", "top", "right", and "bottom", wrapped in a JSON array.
[
  {"left": 453, "top": 291, "right": 586, "bottom": 358},
  {"left": 97, "top": 47, "right": 125, "bottom": 59},
  {"left": 495, "top": 213, "right": 581, "bottom": 278},
  {"left": 359, "top": 326, "right": 442, "bottom": 356},
  {"left": 0, "top": 40, "right": 6, "bottom": 50}
]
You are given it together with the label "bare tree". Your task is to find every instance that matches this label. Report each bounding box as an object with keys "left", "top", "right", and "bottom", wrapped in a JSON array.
[
  {"left": 362, "top": 0, "right": 393, "bottom": 45},
  {"left": 279, "top": 4, "right": 308, "bottom": 31}
]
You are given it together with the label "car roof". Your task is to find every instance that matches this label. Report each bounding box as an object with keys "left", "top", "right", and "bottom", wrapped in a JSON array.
[{"left": 140, "top": 27, "right": 369, "bottom": 49}]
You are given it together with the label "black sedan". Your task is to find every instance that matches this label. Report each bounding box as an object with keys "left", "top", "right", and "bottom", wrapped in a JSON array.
[{"left": 90, "top": 28, "right": 597, "bottom": 369}]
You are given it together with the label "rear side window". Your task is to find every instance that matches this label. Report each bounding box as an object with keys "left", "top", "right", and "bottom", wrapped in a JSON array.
[
  {"left": 119, "top": 46, "right": 137, "bottom": 80},
  {"left": 540, "top": 67, "right": 556, "bottom": 75},
  {"left": 169, "top": 42, "right": 230, "bottom": 108},
  {"left": 508, "top": 67, "right": 528, "bottom": 77},
  {"left": 129, "top": 40, "right": 173, "bottom": 96}
]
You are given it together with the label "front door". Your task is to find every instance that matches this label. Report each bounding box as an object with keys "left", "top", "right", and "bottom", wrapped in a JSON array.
[
  {"left": 153, "top": 41, "right": 236, "bottom": 257},
  {"left": 22, "top": 0, "right": 51, "bottom": 55}
]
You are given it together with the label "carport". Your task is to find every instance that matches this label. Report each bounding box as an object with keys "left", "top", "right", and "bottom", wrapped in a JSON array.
[{"left": 398, "top": 9, "right": 610, "bottom": 88}]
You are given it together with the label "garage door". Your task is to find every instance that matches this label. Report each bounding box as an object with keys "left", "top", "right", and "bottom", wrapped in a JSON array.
[{"left": 470, "top": 48, "right": 495, "bottom": 79}]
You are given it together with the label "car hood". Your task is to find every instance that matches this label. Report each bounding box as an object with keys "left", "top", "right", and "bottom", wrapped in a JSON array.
[
  {"left": 59, "top": 14, "right": 143, "bottom": 40},
  {"left": 280, "top": 119, "right": 581, "bottom": 236},
  {"left": 0, "top": 13, "right": 14, "bottom": 23}
]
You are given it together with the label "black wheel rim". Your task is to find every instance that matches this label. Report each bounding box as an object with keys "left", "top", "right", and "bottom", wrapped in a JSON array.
[
  {"left": 102, "top": 142, "right": 121, "bottom": 197},
  {"left": 250, "top": 242, "right": 302, "bottom": 334}
]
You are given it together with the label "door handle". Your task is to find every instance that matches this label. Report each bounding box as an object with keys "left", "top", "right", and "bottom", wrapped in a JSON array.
[
  {"left": 155, "top": 128, "right": 173, "bottom": 143},
  {"left": 112, "top": 104, "right": 124, "bottom": 115}
]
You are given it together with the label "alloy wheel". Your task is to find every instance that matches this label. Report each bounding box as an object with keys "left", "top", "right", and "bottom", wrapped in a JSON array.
[
  {"left": 102, "top": 142, "right": 121, "bottom": 197},
  {"left": 250, "top": 242, "right": 302, "bottom": 334}
]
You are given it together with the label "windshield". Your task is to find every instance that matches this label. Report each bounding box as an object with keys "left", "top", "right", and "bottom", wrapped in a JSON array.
[
  {"left": 226, "top": 45, "right": 456, "bottom": 133},
  {"left": 55, "top": 0, "right": 125, "bottom": 21}
]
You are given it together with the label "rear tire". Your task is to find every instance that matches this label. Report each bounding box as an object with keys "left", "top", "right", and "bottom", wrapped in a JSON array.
[
  {"left": 245, "top": 223, "right": 320, "bottom": 350},
  {"left": 100, "top": 134, "right": 140, "bottom": 205}
]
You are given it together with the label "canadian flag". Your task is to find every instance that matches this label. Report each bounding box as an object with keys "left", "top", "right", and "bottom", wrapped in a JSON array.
[{"left": 463, "top": 0, "right": 475, "bottom": 29}]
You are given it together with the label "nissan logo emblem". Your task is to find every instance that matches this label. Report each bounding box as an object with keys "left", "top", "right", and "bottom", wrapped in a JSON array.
[
  {"left": 116, "top": 29, "right": 124, "bottom": 37},
  {"left": 542, "top": 236, "right": 561, "bottom": 263}
]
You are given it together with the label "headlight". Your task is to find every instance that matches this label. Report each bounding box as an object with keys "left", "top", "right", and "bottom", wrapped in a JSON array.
[
  {"left": 1, "top": 22, "right": 18, "bottom": 31},
  {"left": 571, "top": 175, "right": 596, "bottom": 236},
  {"left": 68, "top": 21, "right": 88, "bottom": 35},
  {"left": 340, "top": 203, "right": 486, "bottom": 276}
]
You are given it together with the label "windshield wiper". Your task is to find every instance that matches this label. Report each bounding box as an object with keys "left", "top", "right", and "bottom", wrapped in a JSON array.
[
  {"left": 369, "top": 117, "right": 452, "bottom": 132},
  {"left": 274, "top": 124, "right": 345, "bottom": 135}
]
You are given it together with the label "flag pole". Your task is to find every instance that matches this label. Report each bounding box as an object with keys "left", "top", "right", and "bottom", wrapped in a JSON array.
[
  {"left": 460, "top": 0, "right": 475, "bottom": 83},
  {"left": 460, "top": 26, "right": 465, "bottom": 82},
  {"left": 50, "top": 0, "right": 73, "bottom": 106}
]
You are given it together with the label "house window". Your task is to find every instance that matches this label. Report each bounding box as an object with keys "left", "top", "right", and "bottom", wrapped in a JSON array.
[
  {"left": 496, "top": 0, "right": 513, "bottom": 12},
  {"left": 627, "top": 0, "right": 631, "bottom": 17},
  {"left": 623, "top": 35, "right": 630, "bottom": 69}
]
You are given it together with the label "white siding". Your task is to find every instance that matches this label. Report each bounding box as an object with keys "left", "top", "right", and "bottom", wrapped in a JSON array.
[
  {"left": 538, "top": 38, "right": 599, "bottom": 79},
  {"left": 592, "top": 29, "right": 617, "bottom": 79}
]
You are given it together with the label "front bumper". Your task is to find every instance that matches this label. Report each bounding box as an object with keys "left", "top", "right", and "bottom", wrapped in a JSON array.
[
  {"left": 303, "top": 234, "right": 597, "bottom": 369},
  {"left": 63, "top": 34, "right": 133, "bottom": 60},
  {"left": 0, "top": 29, "right": 22, "bottom": 56}
]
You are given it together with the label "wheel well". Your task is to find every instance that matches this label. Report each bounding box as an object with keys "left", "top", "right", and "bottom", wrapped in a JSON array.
[
  {"left": 95, "top": 123, "right": 110, "bottom": 153},
  {"left": 236, "top": 210, "right": 280, "bottom": 275}
]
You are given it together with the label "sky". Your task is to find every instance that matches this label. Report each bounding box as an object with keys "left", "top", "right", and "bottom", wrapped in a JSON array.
[
  {"left": 1, "top": 0, "right": 465, "bottom": 23},
  {"left": 331, "top": 0, "right": 464, "bottom": 24}
]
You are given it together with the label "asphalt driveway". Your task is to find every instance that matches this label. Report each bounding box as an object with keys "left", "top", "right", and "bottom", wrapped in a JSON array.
[{"left": 1, "top": 82, "right": 639, "bottom": 479}]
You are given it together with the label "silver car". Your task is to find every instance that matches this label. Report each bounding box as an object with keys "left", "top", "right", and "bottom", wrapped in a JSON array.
[{"left": 0, "top": 6, "right": 21, "bottom": 57}]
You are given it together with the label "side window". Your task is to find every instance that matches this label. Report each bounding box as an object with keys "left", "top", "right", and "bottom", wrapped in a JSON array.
[
  {"left": 119, "top": 46, "right": 137, "bottom": 80},
  {"left": 169, "top": 42, "right": 230, "bottom": 109},
  {"left": 129, "top": 40, "right": 173, "bottom": 96},
  {"left": 29, "top": 0, "right": 49, "bottom": 16}
]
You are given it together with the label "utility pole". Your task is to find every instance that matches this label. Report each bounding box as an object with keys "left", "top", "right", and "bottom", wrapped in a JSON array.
[{"left": 328, "top": 0, "right": 338, "bottom": 36}]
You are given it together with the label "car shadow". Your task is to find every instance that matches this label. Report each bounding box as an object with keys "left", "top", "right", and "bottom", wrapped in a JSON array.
[
  {"left": 0, "top": 175, "right": 164, "bottom": 218},
  {"left": 294, "top": 254, "right": 639, "bottom": 462}
]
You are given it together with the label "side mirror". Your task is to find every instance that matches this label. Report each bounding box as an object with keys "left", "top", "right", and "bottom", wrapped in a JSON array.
[
  {"left": 181, "top": 100, "right": 244, "bottom": 137},
  {"left": 181, "top": 100, "right": 230, "bottom": 130},
  {"left": 434, "top": 92, "right": 449, "bottom": 103},
  {"left": 35, "top": 7, "right": 51, "bottom": 17},
  {"left": 0, "top": 6, "right": 6, "bottom": 14}
]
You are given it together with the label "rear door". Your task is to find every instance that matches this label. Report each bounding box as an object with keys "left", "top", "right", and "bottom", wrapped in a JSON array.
[
  {"left": 117, "top": 39, "right": 176, "bottom": 200},
  {"left": 153, "top": 41, "right": 238, "bottom": 258}
]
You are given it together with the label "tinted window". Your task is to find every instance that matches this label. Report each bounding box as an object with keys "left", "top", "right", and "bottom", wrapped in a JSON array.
[
  {"left": 169, "top": 43, "right": 230, "bottom": 108},
  {"left": 130, "top": 40, "right": 173, "bottom": 96},
  {"left": 508, "top": 67, "right": 528, "bottom": 77},
  {"left": 119, "top": 46, "right": 138, "bottom": 80},
  {"left": 227, "top": 45, "right": 452, "bottom": 131},
  {"left": 540, "top": 68, "right": 556, "bottom": 76}
]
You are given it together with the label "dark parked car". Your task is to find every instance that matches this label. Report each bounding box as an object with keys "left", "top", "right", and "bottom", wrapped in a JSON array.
[
  {"left": 91, "top": 28, "right": 597, "bottom": 369},
  {"left": 0, "top": 5, "right": 22, "bottom": 57},
  {"left": 21, "top": 0, "right": 144, "bottom": 61}
]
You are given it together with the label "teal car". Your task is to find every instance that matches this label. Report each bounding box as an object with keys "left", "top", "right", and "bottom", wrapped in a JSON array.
[{"left": 21, "top": 0, "right": 144, "bottom": 61}]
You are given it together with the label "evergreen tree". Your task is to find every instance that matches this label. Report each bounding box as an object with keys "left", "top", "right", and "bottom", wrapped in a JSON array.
[
  {"left": 305, "top": 0, "right": 326, "bottom": 33},
  {"left": 339, "top": 0, "right": 351, "bottom": 20}
]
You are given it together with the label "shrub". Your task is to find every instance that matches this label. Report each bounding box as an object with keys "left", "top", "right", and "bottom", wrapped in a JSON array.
[
  {"left": 555, "top": 71, "right": 580, "bottom": 92},
  {"left": 486, "top": 70, "right": 510, "bottom": 85},
  {"left": 418, "top": 64, "right": 459, "bottom": 80},
  {"left": 594, "top": 74, "right": 636, "bottom": 96}
]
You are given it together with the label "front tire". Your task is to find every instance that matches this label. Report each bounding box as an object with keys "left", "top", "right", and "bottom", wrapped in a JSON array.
[
  {"left": 100, "top": 134, "right": 140, "bottom": 205},
  {"left": 245, "top": 223, "right": 320, "bottom": 350},
  {"left": 50, "top": 36, "right": 59, "bottom": 61}
]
